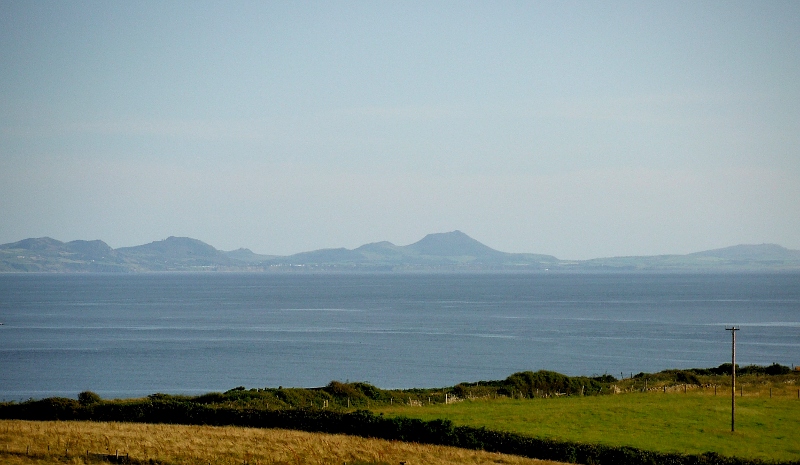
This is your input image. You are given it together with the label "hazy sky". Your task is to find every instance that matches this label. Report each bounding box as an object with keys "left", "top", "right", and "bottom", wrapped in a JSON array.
[{"left": 1, "top": 1, "right": 798, "bottom": 259}]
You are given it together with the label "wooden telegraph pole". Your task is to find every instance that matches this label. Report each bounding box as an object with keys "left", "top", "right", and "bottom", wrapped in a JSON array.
[{"left": 726, "top": 327, "right": 739, "bottom": 432}]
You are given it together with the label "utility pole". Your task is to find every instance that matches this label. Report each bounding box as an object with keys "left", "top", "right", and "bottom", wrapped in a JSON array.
[{"left": 726, "top": 327, "right": 739, "bottom": 432}]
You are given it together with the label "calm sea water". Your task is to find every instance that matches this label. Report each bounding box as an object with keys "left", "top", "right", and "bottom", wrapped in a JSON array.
[{"left": 0, "top": 272, "right": 798, "bottom": 401}]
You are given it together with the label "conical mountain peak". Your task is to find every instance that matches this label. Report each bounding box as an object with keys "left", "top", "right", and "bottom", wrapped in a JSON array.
[{"left": 405, "top": 231, "right": 503, "bottom": 257}]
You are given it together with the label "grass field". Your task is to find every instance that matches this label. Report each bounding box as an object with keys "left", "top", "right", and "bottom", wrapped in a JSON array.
[
  {"left": 373, "top": 389, "right": 800, "bottom": 461},
  {"left": 0, "top": 420, "right": 566, "bottom": 465}
]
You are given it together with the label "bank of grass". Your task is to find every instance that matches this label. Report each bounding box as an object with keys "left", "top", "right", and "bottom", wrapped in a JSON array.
[
  {"left": 0, "top": 419, "right": 563, "bottom": 465},
  {"left": 373, "top": 389, "right": 800, "bottom": 462}
]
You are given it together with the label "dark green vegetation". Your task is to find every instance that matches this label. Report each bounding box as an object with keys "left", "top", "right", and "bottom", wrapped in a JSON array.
[
  {"left": 146, "top": 369, "right": 612, "bottom": 411},
  {"left": 2, "top": 366, "right": 799, "bottom": 465},
  {"left": 3, "top": 231, "right": 800, "bottom": 272}
]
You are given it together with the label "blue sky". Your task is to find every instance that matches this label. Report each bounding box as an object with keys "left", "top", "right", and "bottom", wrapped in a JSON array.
[{"left": 1, "top": 1, "right": 798, "bottom": 259}]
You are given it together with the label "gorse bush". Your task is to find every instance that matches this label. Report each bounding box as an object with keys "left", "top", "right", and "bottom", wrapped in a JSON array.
[
  {"left": 637, "top": 370, "right": 701, "bottom": 385},
  {"left": 5, "top": 397, "right": 80, "bottom": 420},
  {"left": 351, "top": 382, "right": 386, "bottom": 399},
  {"left": 501, "top": 371, "right": 604, "bottom": 397},
  {"left": 755, "top": 363, "right": 792, "bottom": 376},
  {"left": 324, "top": 381, "right": 369, "bottom": 400},
  {"left": 632, "top": 364, "right": 793, "bottom": 386},
  {"left": 675, "top": 371, "right": 701, "bottom": 385},
  {"left": 192, "top": 392, "right": 227, "bottom": 404},
  {"left": 686, "top": 363, "right": 792, "bottom": 377},
  {"left": 78, "top": 391, "right": 101, "bottom": 406},
  {"left": 591, "top": 374, "right": 617, "bottom": 383}
]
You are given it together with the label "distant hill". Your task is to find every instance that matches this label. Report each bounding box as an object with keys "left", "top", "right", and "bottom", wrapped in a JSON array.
[
  {"left": 116, "top": 237, "right": 237, "bottom": 271},
  {"left": 1, "top": 233, "right": 799, "bottom": 272},
  {"left": 265, "top": 231, "right": 559, "bottom": 270},
  {"left": 689, "top": 244, "right": 800, "bottom": 261},
  {"left": 406, "top": 230, "right": 503, "bottom": 258},
  {"left": 0, "top": 236, "right": 250, "bottom": 272},
  {"left": 574, "top": 243, "right": 800, "bottom": 272},
  {"left": 222, "top": 248, "right": 277, "bottom": 263},
  {"left": 0, "top": 237, "right": 128, "bottom": 272}
]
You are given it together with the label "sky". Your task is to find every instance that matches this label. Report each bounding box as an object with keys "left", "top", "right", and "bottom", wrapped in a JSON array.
[{"left": 1, "top": 1, "right": 799, "bottom": 260}]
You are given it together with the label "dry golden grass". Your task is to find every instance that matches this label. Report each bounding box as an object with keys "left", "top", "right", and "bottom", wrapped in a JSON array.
[{"left": 0, "top": 420, "right": 565, "bottom": 465}]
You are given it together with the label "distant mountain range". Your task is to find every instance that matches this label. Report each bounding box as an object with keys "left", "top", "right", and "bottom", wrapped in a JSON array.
[{"left": 1, "top": 231, "right": 799, "bottom": 273}]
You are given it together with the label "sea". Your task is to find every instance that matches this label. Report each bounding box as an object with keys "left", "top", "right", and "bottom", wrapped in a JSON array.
[{"left": 0, "top": 272, "right": 798, "bottom": 401}]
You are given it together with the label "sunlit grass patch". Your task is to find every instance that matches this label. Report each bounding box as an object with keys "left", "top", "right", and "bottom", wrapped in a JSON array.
[
  {"left": 0, "top": 420, "right": 566, "bottom": 465},
  {"left": 374, "top": 390, "right": 800, "bottom": 461}
]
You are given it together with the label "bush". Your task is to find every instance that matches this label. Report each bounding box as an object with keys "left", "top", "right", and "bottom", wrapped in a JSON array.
[
  {"left": 696, "top": 364, "right": 735, "bottom": 376},
  {"left": 78, "top": 391, "right": 101, "bottom": 406},
  {"left": 0, "top": 397, "right": 80, "bottom": 420},
  {"left": 351, "top": 382, "right": 387, "bottom": 400},
  {"left": 703, "top": 363, "right": 792, "bottom": 376},
  {"left": 675, "top": 371, "right": 700, "bottom": 385},
  {"left": 274, "top": 387, "right": 331, "bottom": 407},
  {"left": 324, "top": 381, "right": 367, "bottom": 400},
  {"left": 501, "top": 371, "right": 602, "bottom": 396},
  {"left": 192, "top": 392, "right": 226, "bottom": 404},
  {"left": 764, "top": 363, "right": 791, "bottom": 375}
]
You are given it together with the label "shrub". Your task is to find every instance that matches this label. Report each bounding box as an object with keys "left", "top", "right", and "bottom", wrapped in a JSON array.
[
  {"left": 764, "top": 363, "right": 791, "bottom": 375},
  {"left": 78, "top": 391, "right": 101, "bottom": 406},
  {"left": 592, "top": 374, "right": 617, "bottom": 383},
  {"left": 192, "top": 392, "right": 226, "bottom": 404},
  {"left": 501, "top": 370, "right": 602, "bottom": 396},
  {"left": 703, "top": 363, "right": 792, "bottom": 376},
  {"left": 0, "top": 397, "right": 80, "bottom": 420},
  {"left": 351, "top": 382, "right": 387, "bottom": 400},
  {"left": 708, "top": 363, "right": 735, "bottom": 376},
  {"left": 324, "top": 381, "right": 367, "bottom": 400},
  {"left": 738, "top": 363, "right": 792, "bottom": 376},
  {"left": 675, "top": 371, "right": 700, "bottom": 385}
]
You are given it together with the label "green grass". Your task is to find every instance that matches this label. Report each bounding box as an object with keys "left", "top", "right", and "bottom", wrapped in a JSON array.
[{"left": 373, "top": 391, "right": 800, "bottom": 461}]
